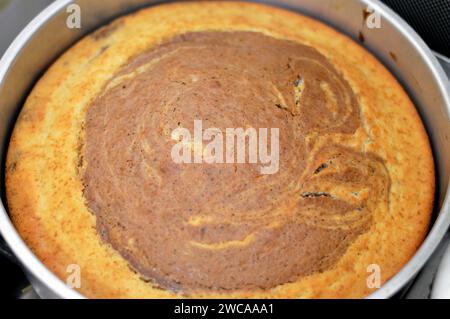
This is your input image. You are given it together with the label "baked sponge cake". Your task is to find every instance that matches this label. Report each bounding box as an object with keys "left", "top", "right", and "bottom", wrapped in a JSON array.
[{"left": 6, "top": 1, "right": 434, "bottom": 298}]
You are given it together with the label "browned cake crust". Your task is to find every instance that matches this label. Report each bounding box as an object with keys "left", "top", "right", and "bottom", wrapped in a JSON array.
[{"left": 6, "top": 1, "right": 434, "bottom": 298}]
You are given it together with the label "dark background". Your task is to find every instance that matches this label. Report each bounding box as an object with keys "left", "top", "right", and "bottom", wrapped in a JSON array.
[
  {"left": 0, "top": 0, "right": 449, "bottom": 299},
  {"left": 382, "top": 0, "right": 450, "bottom": 57}
]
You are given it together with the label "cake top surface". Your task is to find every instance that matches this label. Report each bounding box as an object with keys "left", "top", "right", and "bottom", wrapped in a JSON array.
[{"left": 83, "top": 30, "right": 390, "bottom": 292}]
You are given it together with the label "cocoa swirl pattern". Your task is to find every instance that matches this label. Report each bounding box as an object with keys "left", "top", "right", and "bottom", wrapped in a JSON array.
[{"left": 82, "top": 31, "right": 390, "bottom": 292}]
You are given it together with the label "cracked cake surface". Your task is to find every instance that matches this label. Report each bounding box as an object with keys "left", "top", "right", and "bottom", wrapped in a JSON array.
[{"left": 6, "top": 1, "right": 434, "bottom": 298}]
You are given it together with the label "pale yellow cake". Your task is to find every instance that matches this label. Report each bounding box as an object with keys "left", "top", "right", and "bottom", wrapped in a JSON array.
[{"left": 6, "top": 1, "right": 434, "bottom": 298}]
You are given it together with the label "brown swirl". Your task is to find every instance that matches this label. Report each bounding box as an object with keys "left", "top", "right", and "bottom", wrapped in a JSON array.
[{"left": 82, "top": 31, "right": 390, "bottom": 292}]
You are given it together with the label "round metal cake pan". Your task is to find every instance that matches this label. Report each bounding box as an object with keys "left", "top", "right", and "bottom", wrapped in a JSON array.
[{"left": 0, "top": 0, "right": 449, "bottom": 299}]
